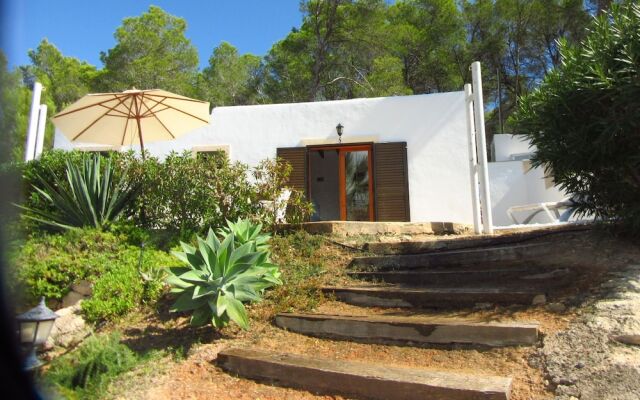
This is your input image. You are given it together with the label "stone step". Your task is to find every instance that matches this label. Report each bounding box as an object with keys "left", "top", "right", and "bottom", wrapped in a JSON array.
[
  {"left": 322, "top": 286, "right": 545, "bottom": 308},
  {"left": 275, "top": 312, "right": 539, "bottom": 347},
  {"left": 217, "top": 348, "right": 512, "bottom": 400},
  {"left": 350, "top": 243, "right": 553, "bottom": 271},
  {"left": 348, "top": 267, "right": 571, "bottom": 287},
  {"left": 364, "top": 227, "right": 588, "bottom": 255}
]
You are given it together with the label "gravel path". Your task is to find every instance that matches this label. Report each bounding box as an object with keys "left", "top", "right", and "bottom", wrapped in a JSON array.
[{"left": 541, "top": 264, "right": 640, "bottom": 399}]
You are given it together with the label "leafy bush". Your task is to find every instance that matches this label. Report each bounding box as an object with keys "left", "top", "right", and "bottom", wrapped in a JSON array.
[
  {"left": 113, "top": 150, "right": 258, "bottom": 235},
  {"left": 285, "top": 189, "right": 315, "bottom": 225},
  {"left": 512, "top": 3, "right": 640, "bottom": 234},
  {"left": 10, "top": 228, "right": 174, "bottom": 317},
  {"left": 43, "top": 333, "right": 142, "bottom": 399},
  {"left": 11, "top": 229, "right": 122, "bottom": 303},
  {"left": 19, "top": 154, "right": 139, "bottom": 230},
  {"left": 166, "top": 227, "right": 281, "bottom": 329},
  {"left": 253, "top": 158, "right": 314, "bottom": 226},
  {"left": 81, "top": 246, "right": 175, "bottom": 323},
  {"left": 18, "top": 150, "right": 313, "bottom": 235}
]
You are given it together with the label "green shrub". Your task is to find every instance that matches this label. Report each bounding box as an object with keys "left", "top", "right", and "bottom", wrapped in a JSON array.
[
  {"left": 512, "top": 3, "right": 640, "bottom": 234},
  {"left": 81, "top": 246, "right": 175, "bottom": 323},
  {"left": 11, "top": 229, "right": 122, "bottom": 302},
  {"left": 19, "top": 154, "right": 139, "bottom": 230},
  {"left": 252, "top": 158, "right": 314, "bottom": 226},
  {"left": 81, "top": 264, "right": 140, "bottom": 323},
  {"left": 166, "top": 227, "right": 281, "bottom": 329},
  {"left": 11, "top": 228, "right": 175, "bottom": 318},
  {"left": 43, "top": 332, "right": 141, "bottom": 399},
  {"left": 18, "top": 150, "right": 313, "bottom": 236},
  {"left": 285, "top": 189, "right": 315, "bottom": 225},
  {"left": 115, "top": 150, "right": 259, "bottom": 235}
]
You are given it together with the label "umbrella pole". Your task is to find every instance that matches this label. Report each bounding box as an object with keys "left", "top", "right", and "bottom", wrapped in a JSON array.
[
  {"left": 136, "top": 116, "right": 146, "bottom": 160},
  {"left": 135, "top": 115, "right": 148, "bottom": 228}
]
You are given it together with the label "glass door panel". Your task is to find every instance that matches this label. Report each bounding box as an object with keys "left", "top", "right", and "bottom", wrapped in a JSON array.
[
  {"left": 344, "top": 150, "right": 370, "bottom": 221},
  {"left": 309, "top": 149, "right": 340, "bottom": 221}
]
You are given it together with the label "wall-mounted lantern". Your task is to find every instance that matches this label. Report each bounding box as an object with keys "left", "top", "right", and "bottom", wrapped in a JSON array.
[
  {"left": 336, "top": 123, "right": 344, "bottom": 143},
  {"left": 16, "top": 297, "right": 59, "bottom": 370}
]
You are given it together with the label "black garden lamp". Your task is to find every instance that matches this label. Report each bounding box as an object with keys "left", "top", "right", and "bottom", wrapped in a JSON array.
[
  {"left": 336, "top": 123, "right": 344, "bottom": 143},
  {"left": 16, "top": 297, "right": 59, "bottom": 370}
]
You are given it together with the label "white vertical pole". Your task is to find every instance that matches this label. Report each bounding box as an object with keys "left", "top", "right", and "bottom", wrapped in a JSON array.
[
  {"left": 34, "top": 104, "right": 48, "bottom": 159},
  {"left": 24, "top": 82, "right": 43, "bottom": 162},
  {"left": 471, "top": 61, "right": 494, "bottom": 234},
  {"left": 465, "top": 83, "right": 482, "bottom": 234}
]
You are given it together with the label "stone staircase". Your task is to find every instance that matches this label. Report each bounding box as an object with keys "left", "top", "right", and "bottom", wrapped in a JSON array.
[{"left": 217, "top": 238, "right": 578, "bottom": 400}]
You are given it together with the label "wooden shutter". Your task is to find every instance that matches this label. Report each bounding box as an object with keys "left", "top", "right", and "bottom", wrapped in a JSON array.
[
  {"left": 373, "top": 142, "right": 410, "bottom": 221},
  {"left": 276, "top": 147, "right": 307, "bottom": 194}
]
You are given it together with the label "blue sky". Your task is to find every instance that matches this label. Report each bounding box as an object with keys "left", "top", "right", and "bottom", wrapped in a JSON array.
[{"left": 3, "top": 0, "right": 304, "bottom": 69}]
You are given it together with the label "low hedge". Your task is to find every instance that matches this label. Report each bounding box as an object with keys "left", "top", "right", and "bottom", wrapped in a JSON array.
[
  {"left": 15, "top": 149, "right": 313, "bottom": 235},
  {"left": 10, "top": 228, "right": 175, "bottom": 322}
]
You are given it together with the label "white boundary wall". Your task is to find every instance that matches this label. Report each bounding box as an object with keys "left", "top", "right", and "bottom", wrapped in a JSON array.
[
  {"left": 55, "top": 92, "right": 475, "bottom": 225},
  {"left": 493, "top": 134, "right": 535, "bottom": 161},
  {"left": 489, "top": 135, "right": 566, "bottom": 226}
]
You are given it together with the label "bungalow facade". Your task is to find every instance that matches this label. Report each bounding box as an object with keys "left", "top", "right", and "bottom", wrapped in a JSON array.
[{"left": 54, "top": 91, "right": 565, "bottom": 227}]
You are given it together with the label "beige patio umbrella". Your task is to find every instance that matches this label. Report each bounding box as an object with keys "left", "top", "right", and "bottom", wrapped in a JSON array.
[{"left": 52, "top": 89, "right": 210, "bottom": 155}]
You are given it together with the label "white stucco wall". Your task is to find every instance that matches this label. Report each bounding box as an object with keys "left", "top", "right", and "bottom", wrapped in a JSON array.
[
  {"left": 493, "top": 134, "right": 536, "bottom": 161},
  {"left": 55, "top": 92, "right": 474, "bottom": 224},
  {"left": 489, "top": 161, "right": 567, "bottom": 226}
]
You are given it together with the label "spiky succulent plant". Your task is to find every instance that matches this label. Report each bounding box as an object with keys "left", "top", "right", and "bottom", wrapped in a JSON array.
[{"left": 166, "top": 228, "right": 281, "bottom": 329}]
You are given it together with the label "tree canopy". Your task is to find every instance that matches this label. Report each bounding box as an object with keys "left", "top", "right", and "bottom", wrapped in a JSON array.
[
  {"left": 200, "top": 42, "right": 262, "bottom": 107},
  {"left": 97, "top": 5, "right": 199, "bottom": 95},
  {"left": 2, "top": 2, "right": 608, "bottom": 161}
]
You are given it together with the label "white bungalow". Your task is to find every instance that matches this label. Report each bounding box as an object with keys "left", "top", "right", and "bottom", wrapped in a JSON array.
[{"left": 50, "top": 67, "right": 566, "bottom": 231}]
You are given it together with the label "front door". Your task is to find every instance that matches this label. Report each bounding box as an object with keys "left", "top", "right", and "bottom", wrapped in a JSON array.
[{"left": 308, "top": 144, "right": 374, "bottom": 221}]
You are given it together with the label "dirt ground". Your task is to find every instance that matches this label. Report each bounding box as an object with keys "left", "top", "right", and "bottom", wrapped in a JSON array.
[
  {"left": 105, "top": 293, "right": 570, "bottom": 399},
  {"left": 100, "top": 228, "right": 640, "bottom": 400},
  {"left": 107, "top": 314, "right": 558, "bottom": 400}
]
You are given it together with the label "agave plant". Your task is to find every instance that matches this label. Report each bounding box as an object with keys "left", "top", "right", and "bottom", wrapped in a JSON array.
[
  {"left": 217, "top": 218, "right": 271, "bottom": 252},
  {"left": 218, "top": 218, "right": 280, "bottom": 282},
  {"left": 19, "top": 155, "right": 139, "bottom": 230},
  {"left": 166, "top": 228, "right": 282, "bottom": 329}
]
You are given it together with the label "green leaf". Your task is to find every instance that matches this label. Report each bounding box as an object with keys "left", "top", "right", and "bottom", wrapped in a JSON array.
[
  {"left": 171, "top": 251, "right": 190, "bottom": 266},
  {"left": 190, "top": 306, "right": 211, "bottom": 327},
  {"left": 216, "top": 292, "right": 228, "bottom": 317},
  {"left": 179, "top": 270, "right": 207, "bottom": 283},
  {"left": 206, "top": 227, "right": 220, "bottom": 250},
  {"left": 230, "top": 284, "right": 261, "bottom": 302},
  {"left": 170, "top": 290, "right": 207, "bottom": 312},
  {"left": 211, "top": 313, "right": 229, "bottom": 329},
  {"left": 224, "top": 295, "right": 249, "bottom": 330},
  {"left": 197, "top": 237, "right": 217, "bottom": 275},
  {"left": 165, "top": 274, "right": 193, "bottom": 289},
  {"left": 180, "top": 241, "right": 196, "bottom": 255},
  {"left": 192, "top": 283, "right": 218, "bottom": 299}
]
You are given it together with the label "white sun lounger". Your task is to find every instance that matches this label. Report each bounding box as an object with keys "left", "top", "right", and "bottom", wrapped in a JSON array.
[{"left": 507, "top": 199, "right": 574, "bottom": 225}]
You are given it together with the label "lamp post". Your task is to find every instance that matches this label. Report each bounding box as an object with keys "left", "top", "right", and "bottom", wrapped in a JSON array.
[
  {"left": 16, "top": 297, "right": 59, "bottom": 370},
  {"left": 336, "top": 123, "right": 344, "bottom": 143}
]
